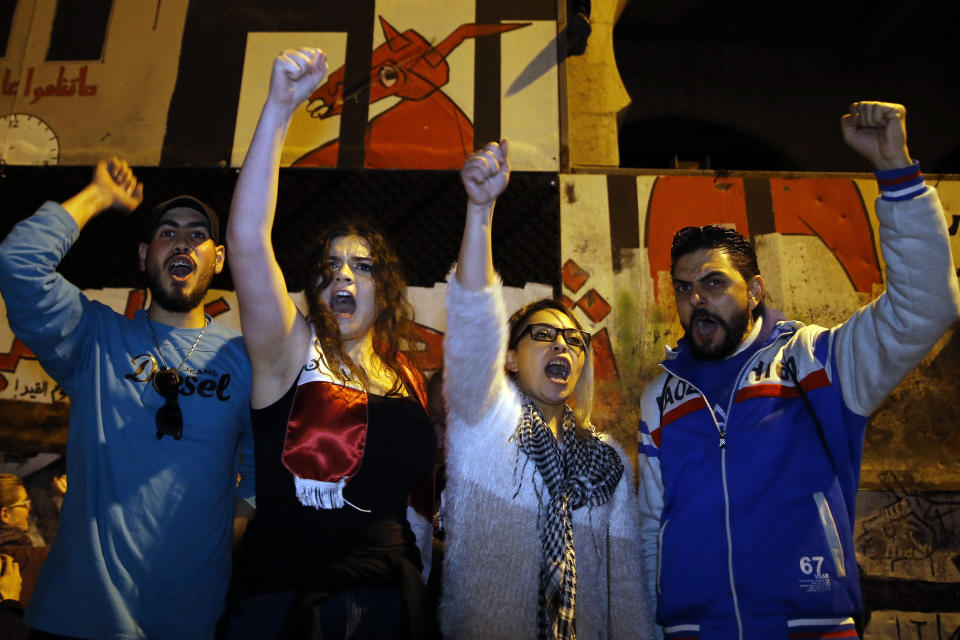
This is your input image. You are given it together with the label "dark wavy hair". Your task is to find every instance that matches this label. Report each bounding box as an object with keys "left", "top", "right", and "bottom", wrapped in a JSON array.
[
  {"left": 670, "top": 224, "right": 765, "bottom": 319},
  {"left": 304, "top": 219, "right": 415, "bottom": 396}
]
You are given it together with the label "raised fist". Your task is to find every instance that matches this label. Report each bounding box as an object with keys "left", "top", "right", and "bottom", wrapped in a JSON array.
[
  {"left": 268, "top": 47, "right": 327, "bottom": 116},
  {"left": 0, "top": 554, "right": 22, "bottom": 601},
  {"left": 461, "top": 140, "right": 510, "bottom": 208},
  {"left": 91, "top": 157, "right": 143, "bottom": 213},
  {"left": 841, "top": 101, "right": 912, "bottom": 171}
]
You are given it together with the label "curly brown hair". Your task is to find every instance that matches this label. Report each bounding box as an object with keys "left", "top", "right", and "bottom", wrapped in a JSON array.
[{"left": 304, "top": 220, "right": 415, "bottom": 395}]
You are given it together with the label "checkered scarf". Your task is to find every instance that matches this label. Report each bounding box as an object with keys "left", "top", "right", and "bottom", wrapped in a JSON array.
[{"left": 514, "top": 398, "right": 624, "bottom": 640}]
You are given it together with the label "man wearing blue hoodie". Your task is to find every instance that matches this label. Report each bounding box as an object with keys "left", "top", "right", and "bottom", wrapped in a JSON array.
[{"left": 638, "top": 102, "right": 960, "bottom": 640}]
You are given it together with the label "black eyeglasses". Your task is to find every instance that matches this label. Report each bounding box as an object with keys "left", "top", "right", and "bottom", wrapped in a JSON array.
[
  {"left": 153, "top": 368, "right": 183, "bottom": 441},
  {"left": 512, "top": 323, "right": 591, "bottom": 350}
]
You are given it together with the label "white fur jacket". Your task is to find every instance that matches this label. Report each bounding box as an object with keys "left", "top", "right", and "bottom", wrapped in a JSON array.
[{"left": 440, "top": 274, "right": 657, "bottom": 640}]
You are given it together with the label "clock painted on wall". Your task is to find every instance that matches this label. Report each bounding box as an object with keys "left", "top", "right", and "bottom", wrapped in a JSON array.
[{"left": 0, "top": 113, "right": 60, "bottom": 165}]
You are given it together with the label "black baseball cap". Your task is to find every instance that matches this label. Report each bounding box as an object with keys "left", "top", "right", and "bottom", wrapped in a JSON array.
[{"left": 143, "top": 195, "right": 220, "bottom": 245}]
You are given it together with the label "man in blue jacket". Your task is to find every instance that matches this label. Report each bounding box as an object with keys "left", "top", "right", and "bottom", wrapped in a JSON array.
[
  {"left": 638, "top": 102, "right": 960, "bottom": 639},
  {"left": 0, "top": 159, "right": 255, "bottom": 639}
]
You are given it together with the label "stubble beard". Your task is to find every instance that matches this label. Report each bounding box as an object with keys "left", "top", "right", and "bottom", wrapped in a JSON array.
[
  {"left": 144, "top": 257, "right": 215, "bottom": 314},
  {"left": 684, "top": 306, "right": 750, "bottom": 361}
]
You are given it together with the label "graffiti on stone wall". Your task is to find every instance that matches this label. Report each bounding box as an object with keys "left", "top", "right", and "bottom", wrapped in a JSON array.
[
  {"left": 645, "top": 176, "right": 882, "bottom": 306},
  {"left": 0, "top": 1, "right": 561, "bottom": 168},
  {"left": 0, "top": 1, "right": 186, "bottom": 166},
  {"left": 292, "top": 17, "right": 529, "bottom": 169},
  {"left": 559, "top": 258, "right": 617, "bottom": 382},
  {"left": 0, "top": 289, "right": 230, "bottom": 405},
  {"left": 864, "top": 613, "right": 960, "bottom": 640},
  {"left": 556, "top": 172, "right": 960, "bottom": 451},
  {"left": 856, "top": 473, "right": 960, "bottom": 638},
  {"left": 857, "top": 477, "right": 960, "bottom": 580},
  {"left": 0, "top": 65, "right": 99, "bottom": 105},
  {"left": 0, "top": 283, "right": 552, "bottom": 414},
  {"left": 229, "top": 3, "right": 560, "bottom": 170}
]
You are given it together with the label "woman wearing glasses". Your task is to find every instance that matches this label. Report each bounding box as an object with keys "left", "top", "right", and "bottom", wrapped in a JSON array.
[
  {"left": 439, "top": 141, "right": 655, "bottom": 640},
  {"left": 222, "top": 48, "right": 437, "bottom": 638},
  {"left": 0, "top": 475, "right": 49, "bottom": 609}
]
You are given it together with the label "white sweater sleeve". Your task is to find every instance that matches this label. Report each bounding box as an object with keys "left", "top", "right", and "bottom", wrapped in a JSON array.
[
  {"left": 442, "top": 272, "right": 514, "bottom": 426},
  {"left": 832, "top": 188, "right": 960, "bottom": 416}
]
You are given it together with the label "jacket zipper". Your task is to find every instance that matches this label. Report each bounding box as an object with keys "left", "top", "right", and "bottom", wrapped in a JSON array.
[
  {"left": 662, "top": 337, "right": 786, "bottom": 640},
  {"left": 719, "top": 356, "right": 753, "bottom": 640},
  {"left": 659, "top": 373, "right": 745, "bottom": 638}
]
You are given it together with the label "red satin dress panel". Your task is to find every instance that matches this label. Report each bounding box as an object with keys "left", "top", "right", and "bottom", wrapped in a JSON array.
[{"left": 282, "top": 381, "right": 369, "bottom": 482}]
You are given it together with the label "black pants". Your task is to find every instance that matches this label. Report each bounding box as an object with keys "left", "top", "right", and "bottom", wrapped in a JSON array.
[{"left": 222, "top": 586, "right": 404, "bottom": 640}]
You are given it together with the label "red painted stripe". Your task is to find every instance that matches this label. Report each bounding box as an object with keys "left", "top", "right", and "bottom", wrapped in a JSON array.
[
  {"left": 789, "top": 629, "right": 858, "bottom": 639},
  {"left": 736, "top": 383, "right": 802, "bottom": 401},
  {"left": 661, "top": 398, "right": 706, "bottom": 428},
  {"left": 877, "top": 171, "right": 921, "bottom": 186},
  {"left": 735, "top": 369, "right": 830, "bottom": 403},
  {"left": 798, "top": 369, "right": 831, "bottom": 391},
  {"left": 655, "top": 368, "right": 830, "bottom": 444},
  {"left": 654, "top": 397, "right": 707, "bottom": 447}
]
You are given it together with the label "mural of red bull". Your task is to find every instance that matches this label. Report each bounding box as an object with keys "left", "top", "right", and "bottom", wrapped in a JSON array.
[{"left": 292, "top": 17, "right": 529, "bottom": 169}]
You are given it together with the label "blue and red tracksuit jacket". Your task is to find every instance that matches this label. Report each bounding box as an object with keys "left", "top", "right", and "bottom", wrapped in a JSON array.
[
  {"left": 640, "top": 318, "right": 864, "bottom": 640},
  {"left": 637, "top": 182, "right": 960, "bottom": 640}
]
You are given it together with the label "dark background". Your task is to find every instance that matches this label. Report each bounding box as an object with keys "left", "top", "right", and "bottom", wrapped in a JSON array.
[
  {"left": 0, "top": 166, "right": 560, "bottom": 291},
  {"left": 614, "top": 0, "right": 960, "bottom": 173}
]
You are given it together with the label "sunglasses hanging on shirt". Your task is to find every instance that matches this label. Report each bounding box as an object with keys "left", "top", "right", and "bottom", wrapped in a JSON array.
[
  {"left": 153, "top": 367, "right": 184, "bottom": 440},
  {"left": 146, "top": 313, "right": 209, "bottom": 441}
]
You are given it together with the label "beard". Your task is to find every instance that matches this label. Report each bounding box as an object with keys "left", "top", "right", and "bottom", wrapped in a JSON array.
[
  {"left": 144, "top": 257, "right": 216, "bottom": 313},
  {"left": 683, "top": 306, "right": 750, "bottom": 361}
]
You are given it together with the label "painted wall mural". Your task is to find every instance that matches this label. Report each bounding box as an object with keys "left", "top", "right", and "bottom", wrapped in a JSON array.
[
  {"left": 1, "top": 0, "right": 955, "bottom": 633},
  {"left": 0, "top": 0, "right": 559, "bottom": 169},
  {"left": 229, "top": 5, "right": 558, "bottom": 170},
  {"left": 643, "top": 176, "right": 882, "bottom": 306},
  {"left": 556, "top": 171, "right": 960, "bottom": 637},
  {"left": 4, "top": 171, "right": 955, "bottom": 469},
  {"left": 0, "top": 0, "right": 189, "bottom": 167},
  {"left": 557, "top": 173, "right": 960, "bottom": 452},
  {"left": 856, "top": 481, "right": 960, "bottom": 638},
  {"left": 0, "top": 283, "right": 551, "bottom": 409},
  {"left": 291, "top": 18, "right": 529, "bottom": 169},
  {"left": 0, "top": 169, "right": 958, "bottom": 634}
]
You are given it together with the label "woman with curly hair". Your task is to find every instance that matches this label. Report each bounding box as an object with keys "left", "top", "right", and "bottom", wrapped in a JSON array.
[
  {"left": 439, "top": 141, "right": 656, "bottom": 640},
  {"left": 222, "top": 48, "right": 436, "bottom": 639}
]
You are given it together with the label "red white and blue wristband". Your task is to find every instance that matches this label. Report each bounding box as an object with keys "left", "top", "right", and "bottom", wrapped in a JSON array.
[{"left": 875, "top": 160, "right": 925, "bottom": 202}]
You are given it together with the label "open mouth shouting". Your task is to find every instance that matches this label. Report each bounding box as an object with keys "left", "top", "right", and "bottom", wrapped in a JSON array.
[
  {"left": 166, "top": 254, "right": 196, "bottom": 283},
  {"left": 330, "top": 290, "right": 356, "bottom": 318},
  {"left": 690, "top": 310, "right": 727, "bottom": 340},
  {"left": 544, "top": 357, "right": 572, "bottom": 384},
  {"left": 696, "top": 317, "right": 719, "bottom": 337}
]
